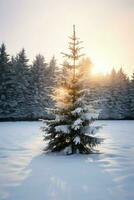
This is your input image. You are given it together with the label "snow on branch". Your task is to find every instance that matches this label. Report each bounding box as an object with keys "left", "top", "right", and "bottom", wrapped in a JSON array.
[
  {"left": 72, "top": 118, "right": 82, "bottom": 130},
  {"left": 71, "top": 107, "right": 83, "bottom": 115},
  {"left": 83, "top": 125, "right": 102, "bottom": 135},
  {"left": 55, "top": 125, "right": 70, "bottom": 134},
  {"left": 73, "top": 136, "right": 80, "bottom": 144},
  {"left": 82, "top": 112, "right": 99, "bottom": 120}
]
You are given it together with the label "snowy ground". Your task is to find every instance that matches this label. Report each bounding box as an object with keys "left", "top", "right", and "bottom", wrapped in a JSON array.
[{"left": 0, "top": 121, "right": 134, "bottom": 200}]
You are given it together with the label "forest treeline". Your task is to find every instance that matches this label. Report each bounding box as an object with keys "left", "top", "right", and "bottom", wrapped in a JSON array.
[{"left": 0, "top": 43, "right": 134, "bottom": 121}]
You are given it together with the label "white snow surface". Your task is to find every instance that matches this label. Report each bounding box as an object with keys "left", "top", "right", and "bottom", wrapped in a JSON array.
[{"left": 0, "top": 121, "right": 134, "bottom": 200}]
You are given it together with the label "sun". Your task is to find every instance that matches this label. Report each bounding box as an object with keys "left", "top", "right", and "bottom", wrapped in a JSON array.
[{"left": 91, "top": 65, "right": 110, "bottom": 75}]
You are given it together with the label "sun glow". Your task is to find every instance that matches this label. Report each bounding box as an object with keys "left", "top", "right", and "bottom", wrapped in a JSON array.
[{"left": 91, "top": 65, "right": 110, "bottom": 75}]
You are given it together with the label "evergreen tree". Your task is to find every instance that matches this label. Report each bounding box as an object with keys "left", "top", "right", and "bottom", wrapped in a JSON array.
[
  {"left": 48, "top": 56, "right": 57, "bottom": 83},
  {"left": 116, "top": 68, "right": 130, "bottom": 119},
  {"left": 0, "top": 43, "right": 13, "bottom": 119},
  {"left": 100, "top": 68, "right": 130, "bottom": 119},
  {"left": 100, "top": 68, "right": 118, "bottom": 119},
  {"left": 79, "top": 57, "right": 92, "bottom": 77},
  {"left": 47, "top": 56, "right": 58, "bottom": 107},
  {"left": 13, "top": 49, "right": 33, "bottom": 119},
  {"left": 129, "top": 72, "right": 134, "bottom": 118},
  {"left": 5, "top": 56, "right": 19, "bottom": 119},
  {"left": 31, "top": 54, "right": 50, "bottom": 117},
  {"left": 0, "top": 43, "right": 9, "bottom": 118},
  {"left": 42, "top": 26, "right": 101, "bottom": 154}
]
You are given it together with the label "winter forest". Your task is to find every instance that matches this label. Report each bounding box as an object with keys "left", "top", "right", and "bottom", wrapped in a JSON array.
[{"left": 0, "top": 42, "right": 134, "bottom": 121}]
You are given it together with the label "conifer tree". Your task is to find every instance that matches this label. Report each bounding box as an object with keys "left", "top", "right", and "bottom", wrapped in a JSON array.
[
  {"left": 0, "top": 43, "right": 15, "bottom": 120},
  {"left": 5, "top": 56, "right": 19, "bottom": 119},
  {"left": 43, "top": 26, "right": 101, "bottom": 154},
  {"left": 48, "top": 56, "right": 57, "bottom": 82},
  {"left": 129, "top": 72, "right": 134, "bottom": 118},
  {"left": 31, "top": 54, "right": 50, "bottom": 117},
  {"left": 13, "top": 49, "right": 33, "bottom": 119},
  {"left": 101, "top": 68, "right": 130, "bottom": 119},
  {"left": 100, "top": 68, "right": 120, "bottom": 119},
  {"left": 116, "top": 68, "right": 130, "bottom": 118},
  {"left": 47, "top": 56, "right": 58, "bottom": 107}
]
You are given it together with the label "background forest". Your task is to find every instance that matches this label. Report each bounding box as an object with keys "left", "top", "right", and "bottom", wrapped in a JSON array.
[{"left": 0, "top": 43, "right": 134, "bottom": 121}]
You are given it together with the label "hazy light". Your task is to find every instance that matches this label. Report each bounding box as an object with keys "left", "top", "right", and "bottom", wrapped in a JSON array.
[
  {"left": 0, "top": 0, "right": 134, "bottom": 76},
  {"left": 91, "top": 64, "right": 112, "bottom": 75}
]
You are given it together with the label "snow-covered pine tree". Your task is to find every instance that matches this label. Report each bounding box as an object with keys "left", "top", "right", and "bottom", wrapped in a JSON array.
[
  {"left": 43, "top": 26, "right": 101, "bottom": 154},
  {"left": 101, "top": 68, "right": 130, "bottom": 119},
  {"left": 0, "top": 43, "right": 10, "bottom": 119},
  {"left": 47, "top": 56, "right": 58, "bottom": 108},
  {"left": 116, "top": 68, "right": 130, "bottom": 119},
  {"left": 0, "top": 43, "right": 18, "bottom": 120},
  {"left": 48, "top": 56, "right": 58, "bottom": 84},
  {"left": 31, "top": 54, "right": 50, "bottom": 118},
  {"left": 13, "top": 49, "right": 33, "bottom": 119},
  {"left": 129, "top": 72, "right": 134, "bottom": 119},
  {"left": 100, "top": 68, "right": 119, "bottom": 119}
]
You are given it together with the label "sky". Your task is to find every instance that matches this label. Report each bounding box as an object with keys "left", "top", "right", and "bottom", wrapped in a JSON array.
[{"left": 0, "top": 0, "right": 134, "bottom": 76}]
